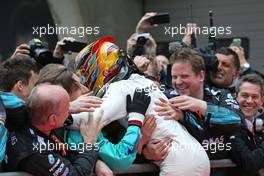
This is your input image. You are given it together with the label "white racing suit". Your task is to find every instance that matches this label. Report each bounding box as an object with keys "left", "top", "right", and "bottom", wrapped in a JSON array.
[{"left": 71, "top": 74, "right": 210, "bottom": 176}]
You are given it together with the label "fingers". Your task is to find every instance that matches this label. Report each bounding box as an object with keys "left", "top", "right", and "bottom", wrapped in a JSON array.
[
  {"left": 155, "top": 99, "right": 165, "bottom": 106},
  {"left": 58, "top": 37, "right": 75, "bottom": 46},
  {"left": 12, "top": 44, "right": 31, "bottom": 58},
  {"left": 154, "top": 99, "right": 173, "bottom": 117},
  {"left": 16, "top": 44, "right": 30, "bottom": 50},
  {"left": 62, "top": 37, "right": 75, "bottom": 43},
  {"left": 161, "top": 142, "right": 172, "bottom": 160},
  {"left": 92, "top": 110, "right": 108, "bottom": 134},
  {"left": 15, "top": 48, "right": 30, "bottom": 55},
  {"left": 84, "top": 99, "right": 102, "bottom": 106},
  {"left": 87, "top": 111, "right": 94, "bottom": 126},
  {"left": 171, "top": 101, "right": 189, "bottom": 109},
  {"left": 145, "top": 93, "right": 151, "bottom": 105},
  {"left": 163, "top": 110, "right": 182, "bottom": 121},
  {"left": 157, "top": 138, "right": 172, "bottom": 160},
  {"left": 70, "top": 95, "right": 102, "bottom": 113},
  {"left": 133, "top": 56, "right": 150, "bottom": 72},
  {"left": 169, "top": 96, "right": 185, "bottom": 104},
  {"left": 126, "top": 94, "right": 131, "bottom": 107},
  {"left": 94, "top": 110, "right": 102, "bottom": 127},
  {"left": 155, "top": 138, "right": 169, "bottom": 149},
  {"left": 87, "top": 91, "right": 93, "bottom": 96},
  {"left": 149, "top": 139, "right": 161, "bottom": 145},
  {"left": 148, "top": 119, "right": 157, "bottom": 133},
  {"left": 79, "top": 119, "right": 87, "bottom": 136},
  {"left": 81, "top": 95, "right": 102, "bottom": 103},
  {"left": 169, "top": 96, "right": 190, "bottom": 108},
  {"left": 163, "top": 115, "right": 174, "bottom": 120},
  {"left": 78, "top": 108, "right": 96, "bottom": 112},
  {"left": 143, "top": 115, "right": 156, "bottom": 133},
  {"left": 155, "top": 98, "right": 170, "bottom": 107},
  {"left": 154, "top": 104, "right": 170, "bottom": 112},
  {"left": 157, "top": 110, "right": 173, "bottom": 117},
  {"left": 146, "top": 138, "right": 172, "bottom": 161},
  {"left": 96, "top": 160, "right": 113, "bottom": 176},
  {"left": 142, "top": 12, "right": 157, "bottom": 20},
  {"left": 95, "top": 109, "right": 104, "bottom": 122},
  {"left": 144, "top": 115, "right": 155, "bottom": 126}
]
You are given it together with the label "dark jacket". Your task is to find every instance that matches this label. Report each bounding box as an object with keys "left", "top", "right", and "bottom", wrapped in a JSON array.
[
  {"left": 229, "top": 123, "right": 264, "bottom": 176},
  {"left": 2, "top": 126, "right": 98, "bottom": 176},
  {"left": 166, "top": 85, "right": 244, "bottom": 159}
]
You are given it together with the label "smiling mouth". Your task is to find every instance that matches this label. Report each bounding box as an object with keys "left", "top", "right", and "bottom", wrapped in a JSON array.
[
  {"left": 244, "top": 107, "right": 255, "bottom": 110},
  {"left": 215, "top": 72, "right": 224, "bottom": 78},
  {"left": 242, "top": 105, "right": 256, "bottom": 112},
  {"left": 176, "top": 87, "right": 188, "bottom": 92}
]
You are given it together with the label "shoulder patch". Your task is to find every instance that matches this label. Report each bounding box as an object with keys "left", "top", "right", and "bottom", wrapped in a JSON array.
[
  {"left": 229, "top": 135, "right": 236, "bottom": 139},
  {"left": 48, "top": 154, "right": 55, "bottom": 165}
]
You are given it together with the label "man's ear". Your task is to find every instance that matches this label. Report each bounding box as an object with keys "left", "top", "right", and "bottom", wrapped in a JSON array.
[
  {"left": 233, "top": 71, "right": 240, "bottom": 80},
  {"left": 47, "top": 114, "right": 57, "bottom": 128},
  {"left": 234, "top": 92, "right": 237, "bottom": 98},
  {"left": 198, "top": 70, "right": 205, "bottom": 82},
  {"left": 16, "top": 80, "right": 24, "bottom": 92}
]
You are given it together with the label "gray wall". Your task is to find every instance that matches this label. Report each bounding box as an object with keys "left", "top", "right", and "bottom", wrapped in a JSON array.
[
  {"left": 48, "top": 0, "right": 143, "bottom": 48},
  {"left": 144, "top": 0, "right": 264, "bottom": 73},
  {"left": 47, "top": 0, "right": 264, "bottom": 72}
]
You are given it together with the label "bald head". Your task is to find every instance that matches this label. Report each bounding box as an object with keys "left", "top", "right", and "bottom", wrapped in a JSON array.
[{"left": 28, "top": 84, "right": 70, "bottom": 125}]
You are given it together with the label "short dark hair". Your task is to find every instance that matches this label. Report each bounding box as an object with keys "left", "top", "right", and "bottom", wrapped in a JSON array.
[
  {"left": 236, "top": 74, "right": 264, "bottom": 96},
  {"left": 37, "top": 64, "right": 79, "bottom": 95},
  {"left": 0, "top": 56, "right": 39, "bottom": 92},
  {"left": 170, "top": 48, "right": 205, "bottom": 75},
  {"left": 216, "top": 47, "right": 240, "bottom": 71}
]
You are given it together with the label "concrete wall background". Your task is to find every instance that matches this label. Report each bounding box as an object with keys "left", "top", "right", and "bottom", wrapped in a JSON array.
[
  {"left": 47, "top": 0, "right": 143, "bottom": 48},
  {"left": 144, "top": 0, "right": 264, "bottom": 73},
  {"left": 47, "top": 0, "right": 264, "bottom": 72}
]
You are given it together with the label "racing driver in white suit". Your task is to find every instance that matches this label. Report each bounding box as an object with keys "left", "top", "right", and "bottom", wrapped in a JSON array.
[{"left": 70, "top": 37, "right": 210, "bottom": 176}]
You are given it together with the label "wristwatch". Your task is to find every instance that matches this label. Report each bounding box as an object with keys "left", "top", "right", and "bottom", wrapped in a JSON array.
[
  {"left": 241, "top": 63, "right": 250, "bottom": 72},
  {"left": 242, "top": 63, "right": 250, "bottom": 69}
]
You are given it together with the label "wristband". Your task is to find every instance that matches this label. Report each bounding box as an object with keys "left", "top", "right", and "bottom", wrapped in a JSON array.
[{"left": 128, "top": 112, "right": 145, "bottom": 127}]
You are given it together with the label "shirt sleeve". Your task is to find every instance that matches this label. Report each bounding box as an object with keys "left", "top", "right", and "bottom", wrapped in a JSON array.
[
  {"left": 97, "top": 126, "right": 140, "bottom": 170},
  {"left": 204, "top": 89, "right": 244, "bottom": 129}
]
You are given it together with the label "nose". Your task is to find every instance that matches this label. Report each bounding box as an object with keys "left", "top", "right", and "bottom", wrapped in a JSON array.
[
  {"left": 175, "top": 77, "right": 183, "bottom": 85},
  {"left": 246, "top": 96, "right": 253, "bottom": 103},
  {"left": 217, "top": 62, "right": 223, "bottom": 71}
]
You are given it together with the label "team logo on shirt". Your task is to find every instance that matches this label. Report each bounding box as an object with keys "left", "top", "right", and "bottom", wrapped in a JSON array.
[{"left": 48, "top": 154, "right": 55, "bottom": 165}]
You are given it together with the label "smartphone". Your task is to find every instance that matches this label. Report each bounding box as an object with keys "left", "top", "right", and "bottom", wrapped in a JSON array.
[
  {"left": 61, "top": 41, "right": 87, "bottom": 52},
  {"left": 186, "top": 23, "right": 197, "bottom": 34},
  {"left": 232, "top": 38, "right": 241, "bottom": 47},
  {"left": 149, "top": 13, "right": 170, "bottom": 25}
]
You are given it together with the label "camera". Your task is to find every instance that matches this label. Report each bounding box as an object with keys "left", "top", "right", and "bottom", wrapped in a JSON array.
[
  {"left": 193, "top": 44, "right": 219, "bottom": 71},
  {"left": 131, "top": 33, "right": 150, "bottom": 58},
  {"left": 169, "top": 41, "right": 218, "bottom": 72},
  {"left": 27, "top": 38, "right": 53, "bottom": 67}
]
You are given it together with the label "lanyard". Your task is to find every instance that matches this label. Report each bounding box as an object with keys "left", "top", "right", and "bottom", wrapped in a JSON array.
[{"left": 50, "top": 133, "right": 67, "bottom": 157}]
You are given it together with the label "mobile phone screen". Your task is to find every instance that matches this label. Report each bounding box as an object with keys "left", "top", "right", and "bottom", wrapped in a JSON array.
[
  {"left": 149, "top": 13, "right": 170, "bottom": 25},
  {"left": 232, "top": 38, "right": 241, "bottom": 47},
  {"left": 61, "top": 41, "right": 87, "bottom": 52}
]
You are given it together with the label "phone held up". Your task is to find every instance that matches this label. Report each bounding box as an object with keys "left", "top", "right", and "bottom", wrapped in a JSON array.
[{"left": 149, "top": 13, "right": 170, "bottom": 25}]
